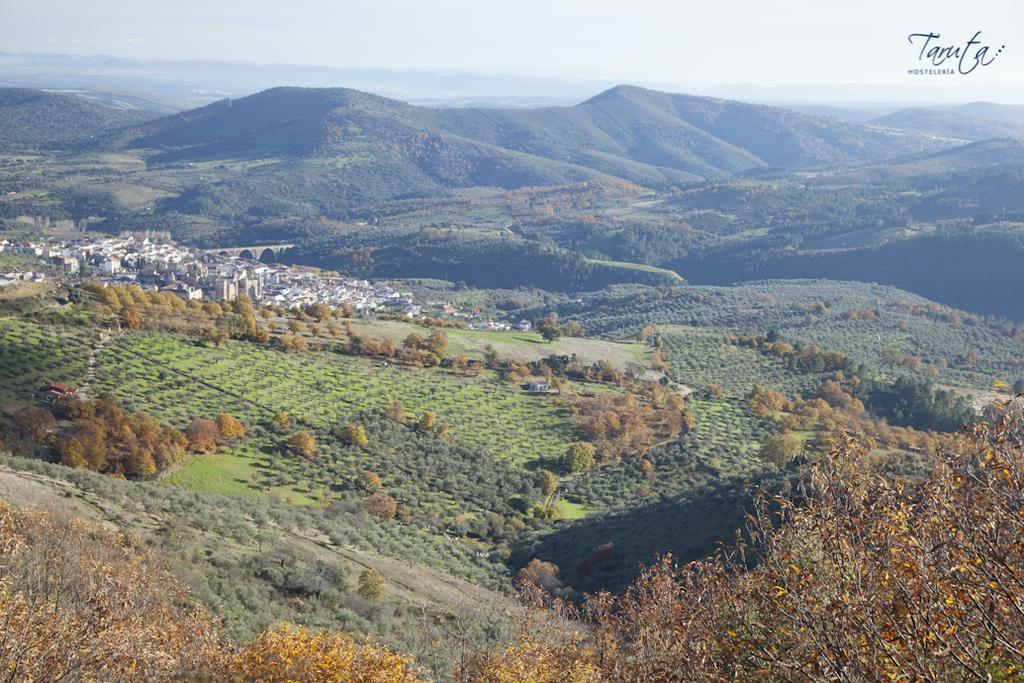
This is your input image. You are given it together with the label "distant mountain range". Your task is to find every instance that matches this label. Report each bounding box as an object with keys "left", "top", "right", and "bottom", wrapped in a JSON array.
[
  {"left": 786, "top": 102, "right": 1024, "bottom": 143},
  {"left": 867, "top": 108, "right": 1024, "bottom": 143},
  {"left": 0, "top": 52, "right": 618, "bottom": 110},
  {"left": 95, "top": 84, "right": 953, "bottom": 189},
  {"left": 8, "top": 51, "right": 1024, "bottom": 112}
]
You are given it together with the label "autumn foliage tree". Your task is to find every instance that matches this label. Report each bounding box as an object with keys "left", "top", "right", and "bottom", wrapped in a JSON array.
[
  {"left": 185, "top": 417, "right": 220, "bottom": 454},
  {"left": 363, "top": 494, "right": 398, "bottom": 520},
  {"left": 233, "top": 624, "right": 420, "bottom": 682},
  {"left": 465, "top": 396, "right": 1024, "bottom": 682},
  {"left": 0, "top": 503, "right": 421, "bottom": 681},
  {"left": 0, "top": 502, "right": 227, "bottom": 680},
  {"left": 386, "top": 399, "right": 406, "bottom": 422},
  {"left": 358, "top": 469, "right": 383, "bottom": 493},
  {"left": 216, "top": 412, "right": 247, "bottom": 441},
  {"left": 288, "top": 430, "right": 317, "bottom": 457},
  {"left": 11, "top": 406, "right": 56, "bottom": 443},
  {"left": 417, "top": 410, "right": 437, "bottom": 432},
  {"left": 342, "top": 423, "right": 369, "bottom": 447},
  {"left": 14, "top": 396, "right": 194, "bottom": 478}
]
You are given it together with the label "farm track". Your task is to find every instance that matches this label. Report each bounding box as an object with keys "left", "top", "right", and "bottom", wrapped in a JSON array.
[{"left": 77, "top": 330, "right": 122, "bottom": 399}]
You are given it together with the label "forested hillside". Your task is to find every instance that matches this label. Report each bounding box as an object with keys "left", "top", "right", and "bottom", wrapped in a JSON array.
[
  {"left": 0, "top": 88, "right": 155, "bottom": 150},
  {"left": 113, "top": 84, "right": 950, "bottom": 187}
]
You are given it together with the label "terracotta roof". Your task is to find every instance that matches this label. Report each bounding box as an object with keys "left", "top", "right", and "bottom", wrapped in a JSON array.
[{"left": 40, "top": 382, "right": 76, "bottom": 394}]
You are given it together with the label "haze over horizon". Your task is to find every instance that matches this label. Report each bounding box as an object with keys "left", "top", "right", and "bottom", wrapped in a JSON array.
[{"left": 3, "top": 0, "right": 1024, "bottom": 104}]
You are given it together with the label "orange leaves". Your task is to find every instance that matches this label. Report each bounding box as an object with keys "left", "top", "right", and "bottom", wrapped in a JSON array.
[
  {"left": 0, "top": 502, "right": 228, "bottom": 681},
  {"left": 464, "top": 633, "right": 600, "bottom": 683},
  {"left": 0, "top": 501, "right": 425, "bottom": 682},
  {"left": 288, "top": 430, "right": 317, "bottom": 457},
  {"left": 233, "top": 624, "right": 421, "bottom": 683},
  {"left": 462, "top": 395, "right": 1024, "bottom": 682}
]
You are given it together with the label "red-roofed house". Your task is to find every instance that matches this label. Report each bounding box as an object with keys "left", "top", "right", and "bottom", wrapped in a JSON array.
[{"left": 38, "top": 382, "right": 77, "bottom": 402}]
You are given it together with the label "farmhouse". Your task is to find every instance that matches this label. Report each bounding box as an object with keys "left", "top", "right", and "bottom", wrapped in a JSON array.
[
  {"left": 38, "top": 381, "right": 77, "bottom": 402},
  {"left": 527, "top": 379, "right": 549, "bottom": 392}
]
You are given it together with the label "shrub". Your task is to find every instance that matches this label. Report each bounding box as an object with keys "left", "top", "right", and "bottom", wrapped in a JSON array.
[
  {"left": 356, "top": 569, "right": 386, "bottom": 604},
  {"left": 562, "top": 442, "right": 596, "bottom": 473},
  {"left": 288, "top": 431, "right": 317, "bottom": 457},
  {"left": 216, "top": 412, "right": 247, "bottom": 441}
]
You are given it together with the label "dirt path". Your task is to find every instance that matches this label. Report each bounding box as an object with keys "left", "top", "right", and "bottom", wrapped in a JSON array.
[{"left": 77, "top": 330, "right": 122, "bottom": 399}]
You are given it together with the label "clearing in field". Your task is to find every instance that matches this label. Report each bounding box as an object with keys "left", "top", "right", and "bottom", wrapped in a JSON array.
[{"left": 346, "top": 318, "right": 652, "bottom": 373}]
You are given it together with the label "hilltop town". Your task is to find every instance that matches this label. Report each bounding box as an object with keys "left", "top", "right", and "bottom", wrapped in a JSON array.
[
  {"left": 0, "top": 235, "right": 550, "bottom": 334},
  {"left": 1, "top": 234, "right": 413, "bottom": 311}
]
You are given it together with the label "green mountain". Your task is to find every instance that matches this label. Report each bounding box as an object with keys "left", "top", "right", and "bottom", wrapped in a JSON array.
[
  {"left": 116, "top": 86, "right": 608, "bottom": 195},
  {"left": 115, "top": 85, "right": 952, "bottom": 190},
  {"left": 0, "top": 88, "right": 155, "bottom": 150}
]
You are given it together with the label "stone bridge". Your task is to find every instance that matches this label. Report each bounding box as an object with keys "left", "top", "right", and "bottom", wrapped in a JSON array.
[{"left": 201, "top": 243, "right": 296, "bottom": 261}]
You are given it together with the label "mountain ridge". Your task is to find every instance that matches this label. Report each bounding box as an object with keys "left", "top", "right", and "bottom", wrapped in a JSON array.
[{"left": 108, "top": 84, "right": 956, "bottom": 190}]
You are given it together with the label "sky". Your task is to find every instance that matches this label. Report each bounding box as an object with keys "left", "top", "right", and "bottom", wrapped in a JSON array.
[{"left": 2, "top": 0, "right": 1023, "bottom": 97}]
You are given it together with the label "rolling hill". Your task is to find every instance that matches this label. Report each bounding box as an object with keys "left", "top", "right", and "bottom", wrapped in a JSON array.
[
  {"left": 823, "top": 137, "right": 1024, "bottom": 182},
  {"left": 945, "top": 101, "right": 1024, "bottom": 127},
  {"left": 868, "top": 107, "right": 1024, "bottom": 142},
  {"left": 0, "top": 88, "right": 155, "bottom": 150}
]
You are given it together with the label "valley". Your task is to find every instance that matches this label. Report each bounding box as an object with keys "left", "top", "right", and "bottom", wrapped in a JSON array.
[{"left": 1, "top": 77, "right": 1023, "bottom": 680}]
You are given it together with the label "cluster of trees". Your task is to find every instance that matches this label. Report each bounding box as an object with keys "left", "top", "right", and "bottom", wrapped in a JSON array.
[
  {"left": 337, "top": 326, "right": 458, "bottom": 369},
  {"left": 730, "top": 333, "right": 854, "bottom": 374},
  {"left": 492, "top": 350, "right": 637, "bottom": 393},
  {"left": 7, "top": 396, "right": 245, "bottom": 478},
  {"left": 570, "top": 389, "right": 693, "bottom": 464},
  {"left": 397, "top": 330, "right": 450, "bottom": 367},
  {"left": 378, "top": 312, "right": 468, "bottom": 329},
  {"left": 466, "top": 399, "right": 1024, "bottom": 680},
  {"left": 532, "top": 312, "right": 585, "bottom": 342},
  {"left": 747, "top": 375, "right": 959, "bottom": 460},
  {"left": 888, "top": 297, "right": 987, "bottom": 328},
  {"left": 82, "top": 283, "right": 272, "bottom": 345},
  {"left": 860, "top": 375, "right": 976, "bottom": 433}
]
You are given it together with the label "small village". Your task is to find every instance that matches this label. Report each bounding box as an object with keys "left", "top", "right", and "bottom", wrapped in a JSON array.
[
  {"left": 0, "top": 234, "right": 411, "bottom": 309},
  {"left": 0, "top": 235, "right": 541, "bottom": 333}
]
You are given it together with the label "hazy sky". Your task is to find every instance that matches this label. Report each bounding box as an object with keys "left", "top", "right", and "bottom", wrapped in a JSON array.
[{"left": 3, "top": 0, "right": 1022, "bottom": 89}]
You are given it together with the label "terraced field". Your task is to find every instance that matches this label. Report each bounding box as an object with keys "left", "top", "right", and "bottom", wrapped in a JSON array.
[
  {"left": 659, "top": 326, "right": 819, "bottom": 398},
  {"left": 95, "top": 331, "right": 578, "bottom": 467},
  {"left": 575, "top": 280, "right": 1024, "bottom": 395},
  {"left": 0, "top": 318, "right": 92, "bottom": 408}
]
